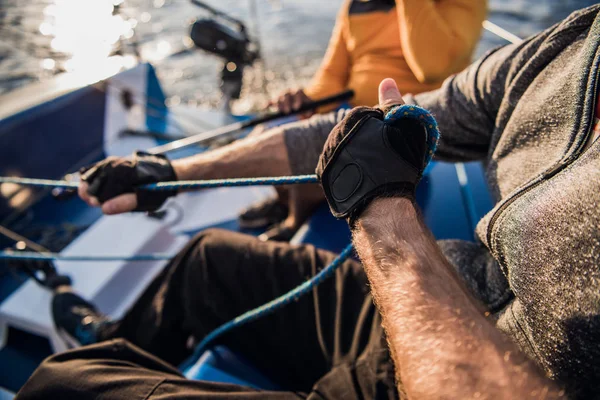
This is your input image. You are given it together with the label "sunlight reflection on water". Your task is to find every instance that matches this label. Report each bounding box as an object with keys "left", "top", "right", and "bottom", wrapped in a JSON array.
[
  {"left": 0, "top": 0, "right": 598, "bottom": 111},
  {"left": 39, "top": 0, "right": 135, "bottom": 75}
]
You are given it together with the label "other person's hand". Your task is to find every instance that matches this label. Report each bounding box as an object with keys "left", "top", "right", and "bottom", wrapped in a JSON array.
[
  {"left": 78, "top": 152, "right": 178, "bottom": 215},
  {"left": 316, "top": 78, "right": 432, "bottom": 224},
  {"left": 271, "top": 89, "right": 313, "bottom": 116}
]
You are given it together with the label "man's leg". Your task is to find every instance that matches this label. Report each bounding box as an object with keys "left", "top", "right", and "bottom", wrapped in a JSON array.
[
  {"left": 101, "top": 228, "right": 389, "bottom": 391},
  {"left": 16, "top": 338, "right": 300, "bottom": 400},
  {"left": 22, "top": 228, "right": 396, "bottom": 398}
]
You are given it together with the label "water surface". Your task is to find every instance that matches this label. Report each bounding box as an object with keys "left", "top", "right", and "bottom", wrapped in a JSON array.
[{"left": 0, "top": 0, "right": 596, "bottom": 112}]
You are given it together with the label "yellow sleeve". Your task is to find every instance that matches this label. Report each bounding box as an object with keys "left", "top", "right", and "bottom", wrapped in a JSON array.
[
  {"left": 304, "top": 2, "right": 351, "bottom": 103},
  {"left": 397, "top": 0, "right": 487, "bottom": 83}
]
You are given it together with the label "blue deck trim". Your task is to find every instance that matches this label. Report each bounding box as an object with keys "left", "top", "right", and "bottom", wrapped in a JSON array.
[{"left": 0, "top": 86, "right": 106, "bottom": 222}]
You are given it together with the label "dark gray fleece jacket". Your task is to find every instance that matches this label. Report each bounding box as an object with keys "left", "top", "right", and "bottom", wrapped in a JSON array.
[{"left": 282, "top": 5, "right": 600, "bottom": 398}]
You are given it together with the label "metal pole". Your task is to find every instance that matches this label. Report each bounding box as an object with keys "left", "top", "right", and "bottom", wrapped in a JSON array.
[{"left": 483, "top": 20, "right": 523, "bottom": 45}]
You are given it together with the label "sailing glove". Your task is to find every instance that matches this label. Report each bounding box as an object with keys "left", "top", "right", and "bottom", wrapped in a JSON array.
[
  {"left": 316, "top": 105, "right": 435, "bottom": 224},
  {"left": 80, "top": 151, "right": 177, "bottom": 212}
]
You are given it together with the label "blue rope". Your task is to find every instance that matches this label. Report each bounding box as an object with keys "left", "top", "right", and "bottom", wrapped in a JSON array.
[
  {"left": 0, "top": 175, "right": 319, "bottom": 190},
  {"left": 0, "top": 251, "right": 173, "bottom": 262},
  {"left": 179, "top": 243, "right": 355, "bottom": 372},
  {"left": 145, "top": 175, "right": 319, "bottom": 190}
]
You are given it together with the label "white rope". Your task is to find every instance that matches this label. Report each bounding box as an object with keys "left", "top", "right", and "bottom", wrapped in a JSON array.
[{"left": 483, "top": 20, "right": 523, "bottom": 45}]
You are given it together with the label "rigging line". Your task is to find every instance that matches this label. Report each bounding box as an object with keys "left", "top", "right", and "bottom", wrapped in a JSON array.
[
  {"left": 482, "top": 20, "right": 523, "bottom": 45},
  {"left": 49, "top": 90, "right": 354, "bottom": 197},
  {"left": 0, "top": 175, "right": 320, "bottom": 190},
  {"left": 11, "top": 89, "right": 356, "bottom": 200},
  {"left": 0, "top": 251, "right": 173, "bottom": 262}
]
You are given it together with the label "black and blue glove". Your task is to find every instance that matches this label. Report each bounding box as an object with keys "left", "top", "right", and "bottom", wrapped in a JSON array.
[
  {"left": 316, "top": 104, "right": 440, "bottom": 223},
  {"left": 80, "top": 151, "right": 177, "bottom": 212}
]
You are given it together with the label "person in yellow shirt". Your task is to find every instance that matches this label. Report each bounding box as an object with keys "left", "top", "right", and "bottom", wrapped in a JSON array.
[
  {"left": 277, "top": 0, "right": 487, "bottom": 112},
  {"left": 241, "top": 0, "right": 487, "bottom": 241}
]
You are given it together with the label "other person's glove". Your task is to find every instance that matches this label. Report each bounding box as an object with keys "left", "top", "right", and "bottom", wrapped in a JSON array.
[
  {"left": 80, "top": 151, "right": 177, "bottom": 212},
  {"left": 316, "top": 104, "right": 439, "bottom": 223}
]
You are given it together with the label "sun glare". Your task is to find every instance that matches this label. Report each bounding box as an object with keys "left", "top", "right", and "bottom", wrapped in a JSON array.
[{"left": 40, "top": 0, "right": 138, "bottom": 78}]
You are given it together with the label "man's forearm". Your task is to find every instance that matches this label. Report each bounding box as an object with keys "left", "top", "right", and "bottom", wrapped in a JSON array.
[
  {"left": 353, "top": 197, "right": 564, "bottom": 399},
  {"left": 171, "top": 127, "right": 292, "bottom": 181},
  {"left": 171, "top": 108, "right": 344, "bottom": 181}
]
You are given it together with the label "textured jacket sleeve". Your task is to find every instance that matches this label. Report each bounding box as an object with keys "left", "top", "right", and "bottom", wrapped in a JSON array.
[
  {"left": 283, "top": 109, "right": 349, "bottom": 175},
  {"left": 397, "top": 0, "right": 487, "bottom": 84},
  {"left": 404, "top": 30, "right": 552, "bottom": 163},
  {"left": 304, "top": 2, "right": 350, "bottom": 106},
  {"left": 292, "top": 44, "right": 516, "bottom": 171},
  {"left": 403, "top": 44, "right": 515, "bottom": 162}
]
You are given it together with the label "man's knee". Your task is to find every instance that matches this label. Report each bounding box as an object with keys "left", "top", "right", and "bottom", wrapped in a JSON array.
[
  {"left": 17, "top": 339, "right": 174, "bottom": 399},
  {"left": 178, "top": 228, "right": 256, "bottom": 279},
  {"left": 17, "top": 339, "right": 127, "bottom": 398},
  {"left": 186, "top": 228, "right": 239, "bottom": 258},
  {"left": 17, "top": 353, "right": 78, "bottom": 398}
]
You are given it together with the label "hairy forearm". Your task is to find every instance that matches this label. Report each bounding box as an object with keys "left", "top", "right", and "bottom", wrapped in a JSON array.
[
  {"left": 353, "top": 197, "right": 563, "bottom": 399},
  {"left": 171, "top": 128, "right": 291, "bottom": 181}
]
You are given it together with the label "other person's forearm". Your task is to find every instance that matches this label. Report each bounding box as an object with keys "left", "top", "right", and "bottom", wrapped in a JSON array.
[
  {"left": 171, "top": 128, "right": 291, "bottom": 181},
  {"left": 353, "top": 197, "right": 564, "bottom": 399}
]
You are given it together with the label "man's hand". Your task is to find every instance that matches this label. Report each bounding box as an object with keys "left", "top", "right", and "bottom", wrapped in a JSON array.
[
  {"left": 316, "top": 78, "right": 429, "bottom": 223},
  {"left": 78, "top": 152, "right": 177, "bottom": 215},
  {"left": 271, "top": 89, "right": 313, "bottom": 117},
  {"left": 377, "top": 77, "right": 404, "bottom": 110}
]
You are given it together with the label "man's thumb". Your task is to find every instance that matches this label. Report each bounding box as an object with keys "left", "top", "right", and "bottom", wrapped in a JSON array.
[{"left": 378, "top": 78, "right": 404, "bottom": 107}]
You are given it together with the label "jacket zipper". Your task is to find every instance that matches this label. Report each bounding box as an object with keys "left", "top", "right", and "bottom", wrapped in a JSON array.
[{"left": 486, "top": 51, "right": 600, "bottom": 268}]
